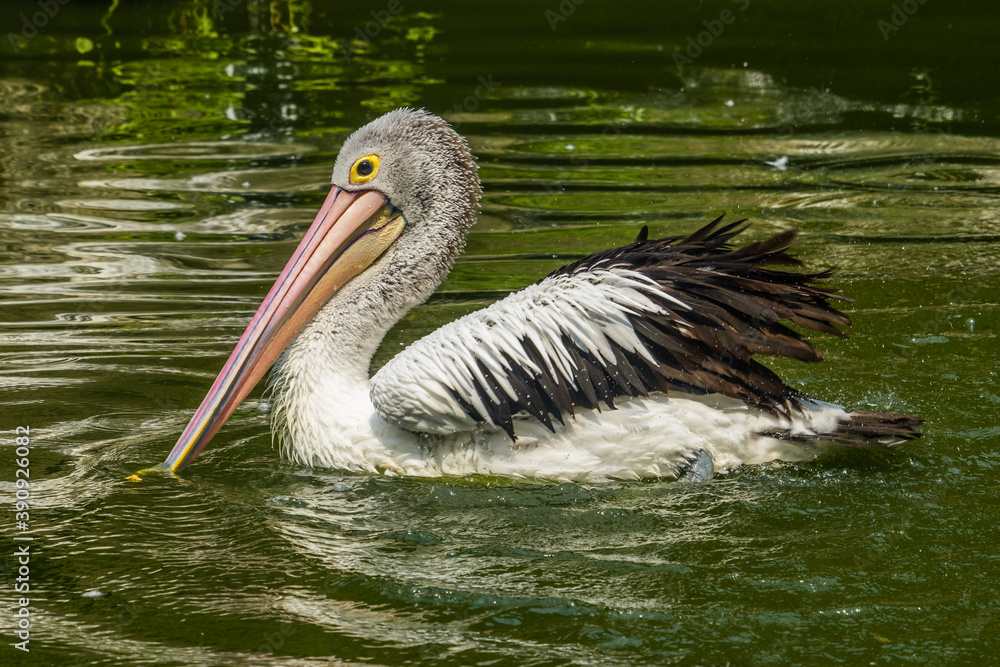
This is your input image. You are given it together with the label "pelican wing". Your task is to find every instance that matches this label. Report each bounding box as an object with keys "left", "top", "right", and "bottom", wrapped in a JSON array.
[{"left": 370, "top": 218, "right": 852, "bottom": 439}]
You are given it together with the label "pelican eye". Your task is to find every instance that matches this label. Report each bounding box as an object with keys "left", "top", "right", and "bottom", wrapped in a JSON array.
[{"left": 350, "top": 155, "right": 380, "bottom": 184}]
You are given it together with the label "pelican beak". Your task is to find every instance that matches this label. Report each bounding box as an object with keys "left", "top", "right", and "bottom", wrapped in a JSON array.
[{"left": 143, "top": 187, "right": 405, "bottom": 474}]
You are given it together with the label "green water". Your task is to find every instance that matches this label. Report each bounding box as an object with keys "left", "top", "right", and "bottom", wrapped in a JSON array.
[{"left": 1, "top": 0, "right": 998, "bottom": 664}]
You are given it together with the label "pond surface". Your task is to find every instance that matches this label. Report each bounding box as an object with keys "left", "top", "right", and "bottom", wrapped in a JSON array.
[{"left": 1, "top": 1, "right": 999, "bottom": 664}]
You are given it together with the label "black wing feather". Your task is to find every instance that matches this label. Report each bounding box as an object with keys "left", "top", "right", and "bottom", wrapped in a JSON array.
[{"left": 427, "top": 218, "right": 913, "bottom": 443}]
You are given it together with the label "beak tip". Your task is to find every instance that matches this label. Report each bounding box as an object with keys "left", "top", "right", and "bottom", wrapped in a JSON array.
[{"left": 132, "top": 462, "right": 181, "bottom": 480}]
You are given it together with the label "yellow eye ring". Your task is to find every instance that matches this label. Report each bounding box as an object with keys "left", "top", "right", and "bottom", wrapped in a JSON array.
[{"left": 350, "top": 154, "right": 380, "bottom": 184}]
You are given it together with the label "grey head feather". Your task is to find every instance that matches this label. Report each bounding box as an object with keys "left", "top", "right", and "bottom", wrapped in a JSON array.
[
  {"left": 298, "top": 109, "right": 482, "bottom": 370},
  {"left": 332, "top": 107, "right": 481, "bottom": 249}
]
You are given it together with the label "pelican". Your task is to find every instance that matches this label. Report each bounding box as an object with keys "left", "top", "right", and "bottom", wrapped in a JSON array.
[{"left": 147, "top": 108, "right": 920, "bottom": 482}]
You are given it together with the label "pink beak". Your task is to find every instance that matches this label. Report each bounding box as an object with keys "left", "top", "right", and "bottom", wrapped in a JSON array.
[{"left": 146, "top": 186, "right": 404, "bottom": 473}]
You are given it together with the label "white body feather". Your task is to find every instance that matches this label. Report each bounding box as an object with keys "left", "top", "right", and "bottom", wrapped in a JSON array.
[
  {"left": 371, "top": 267, "right": 674, "bottom": 434},
  {"left": 270, "top": 268, "right": 853, "bottom": 482}
]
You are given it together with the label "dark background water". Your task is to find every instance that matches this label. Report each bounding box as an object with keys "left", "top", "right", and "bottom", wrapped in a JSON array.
[{"left": 1, "top": 0, "right": 998, "bottom": 664}]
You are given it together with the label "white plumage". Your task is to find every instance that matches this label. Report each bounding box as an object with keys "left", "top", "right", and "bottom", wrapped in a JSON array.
[
  {"left": 273, "top": 328, "right": 852, "bottom": 482},
  {"left": 371, "top": 267, "right": 670, "bottom": 435}
]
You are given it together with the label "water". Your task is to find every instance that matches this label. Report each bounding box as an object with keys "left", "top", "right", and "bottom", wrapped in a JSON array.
[{"left": 2, "top": 1, "right": 998, "bottom": 664}]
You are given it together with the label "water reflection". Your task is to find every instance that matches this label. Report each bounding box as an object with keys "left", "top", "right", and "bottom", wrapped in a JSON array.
[
  {"left": 1, "top": 1, "right": 999, "bottom": 664},
  {"left": 75, "top": 141, "right": 313, "bottom": 161}
]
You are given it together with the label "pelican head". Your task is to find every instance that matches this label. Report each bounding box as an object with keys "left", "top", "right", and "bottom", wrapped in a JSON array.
[{"left": 149, "top": 108, "right": 480, "bottom": 473}]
